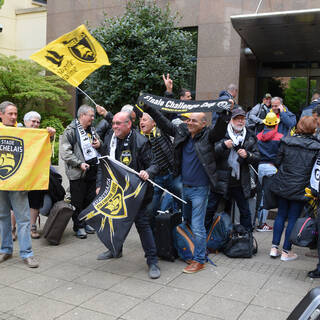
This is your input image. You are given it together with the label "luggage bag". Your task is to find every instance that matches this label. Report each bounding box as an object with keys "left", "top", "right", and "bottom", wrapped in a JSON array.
[
  {"left": 42, "top": 200, "right": 74, "bottom": 245},
  {"left": 153, "top": 210, "right": 182, "bottom": 261},
  {"left": 287, "top": 287, "right": 320, "bottom": 320}
]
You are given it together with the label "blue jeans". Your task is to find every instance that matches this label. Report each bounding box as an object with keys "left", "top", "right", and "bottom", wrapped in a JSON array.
[
  {"left": 0, "top": 191, "right": 33, "bottom": 259},
  {"left": 257, "top": 163, "right": 277, "bottom": 226},
  {"left": 182, "top": 185, "right": 209, "bottom": 264},
  {"left": 272, "top": 197, "right": 304, "bottom": 251},
  {"left": 148, "top": 174, "right": 182, "bottom": 215}
]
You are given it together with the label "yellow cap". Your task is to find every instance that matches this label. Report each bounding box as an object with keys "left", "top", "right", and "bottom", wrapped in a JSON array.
[
  {"left": 181, "top": 113, "right": 190, "bottom": 119},
  {"left": 263, "top": 112, "right": 280, "bottom": 126}
]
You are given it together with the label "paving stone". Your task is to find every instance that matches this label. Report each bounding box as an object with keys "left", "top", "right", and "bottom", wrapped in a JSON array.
[
  {"left": 191, "top": 295, "right": 247, "bottom": 320},
  {"left": 44, "top": 282, "right": 103, "bottom": 306},
  {"left": 209, "top": 280, "right": 259, "bottom": 303},
  {"left": 0, "top": 267, "right": 34, "bottom": 286},
  {"left": 122, "top": 300, "right": 184, "bottom": 320},
  {"left": 41, "top": 263, "right": 92, "bottom": 281},
  {"left": 74, "top": 270, "right": 127, "bottom": 289},
  {"left": 261, "top": 276, "right": 311, "bottom": 297},
  {"left": 223, "top": 269, "right": 270, "bottom": 288},
  {"left": 10, "top": 274, "right": 68, "bottom": 296},
  {"left": 178, "top": 312, "right": 222, "bottom": 320},
  {"left": 81, "top": 291, "right": 141, "bottom": 317},
  {"left": 11, "top": 296, "right": 74, "bottom": 320},
  {"left": 251, "top": 289, "right": 303, "bottom": 312},
  {"left": 148, "top": 286, "right": 203, "bottom": 310},
  {"left": 238, "top": 304, "right": 289, "bottom": 320},
  {"left": 56, "top": 307, "right": 116, "bottom": 320},
  {"left": 110, "top": 277, "right": 163, "bottom": 299},
  {"left": 0, "top": 287, "right": 35, "bottom": 313},
  {"left": 96, "top": 258, "right": 145, "bottom": 276},
  {"left": 168, "top": 272, "right": 220, "bottom": 293},
  {"left": 67, "top": 252, "right": 106, "bottom": 270}
]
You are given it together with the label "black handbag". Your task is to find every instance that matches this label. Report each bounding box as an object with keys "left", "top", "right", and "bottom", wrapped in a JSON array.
[
  {"left": 223, "top": 224, "right": 258, "bottom": 258},
  {"left": 290, "top": 217, "right": 317, "bottom": 248}
]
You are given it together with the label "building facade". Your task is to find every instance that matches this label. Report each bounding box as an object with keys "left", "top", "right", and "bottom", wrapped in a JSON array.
[
  {"left": 0, "top": 0, "right": 46, "bottom": 59},
  {"left": 47, "top": 0, "right": 320, "bottom": 112}
]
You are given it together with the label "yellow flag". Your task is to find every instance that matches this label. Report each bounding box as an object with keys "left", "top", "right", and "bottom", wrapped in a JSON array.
[
  {"left": 0, "top": 127, "right": 51, "bottom": 191},
  {"left": 30, "top": 24, "right": 110, "bottom": 87}
]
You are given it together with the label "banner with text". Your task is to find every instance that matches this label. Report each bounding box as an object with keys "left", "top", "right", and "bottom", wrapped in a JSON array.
[
  {"left": 0, "top": 127, "right": 51, "bottom": 191},
  {"left": 137, "top": 93, "right": 232, "bottom": 113}
]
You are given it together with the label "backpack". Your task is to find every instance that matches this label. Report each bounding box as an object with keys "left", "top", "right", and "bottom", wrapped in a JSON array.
[
  {"left": 206, "top": 212, "right": 233, "bottom": 252},
  {"left": 173, "top": 222, "right": 195, "bottom": 262}
]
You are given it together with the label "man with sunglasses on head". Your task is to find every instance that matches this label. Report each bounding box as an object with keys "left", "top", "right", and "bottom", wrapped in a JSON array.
[
  {"left": 142, "top": 103, "right": 231, "bottom": 274},
  {"left": 96, "top": 111, "right": 161, "bottom": 279}
]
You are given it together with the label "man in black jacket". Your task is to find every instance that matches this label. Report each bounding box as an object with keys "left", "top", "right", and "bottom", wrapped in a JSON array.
[
  {"left": 144, "top": 104, "right": 230, "bottom": 274},
  {"left": 96, "top": 112, "right": 161, "bottom": 279},
  {"left": 205, "top": 108, "right": 260, "bottom": 231}
]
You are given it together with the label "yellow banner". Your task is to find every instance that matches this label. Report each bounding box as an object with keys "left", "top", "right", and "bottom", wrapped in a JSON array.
[
  {"left": 30, "top": 24, "right": 110, "bottom": 87},
  {"left": 0, "top": 127, "right": 51, "bottom": 191}
]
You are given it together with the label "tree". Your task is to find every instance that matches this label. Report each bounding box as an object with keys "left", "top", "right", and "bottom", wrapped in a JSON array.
[
  {"left": 84, "top": 0, "right": 196, "bottom": 112},
  {"left": 284, "top": 77, "right": 308, "bottom": 113},
  {"left": 0, "top": 54, "right": 72, "bottom": 124}
]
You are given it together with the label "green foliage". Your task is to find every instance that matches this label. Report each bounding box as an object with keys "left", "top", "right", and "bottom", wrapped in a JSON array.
[
  {"left": 0, "top": 54, "right": 72, "bottom": 125},
  {"left": 84, "top": 0, "right": 196, "bottom": 113},
  {"left": 51, "top": 140, "right": 60, "bottom": 165},
  {"left": 41, "top": 117, "right": 65, "bottom": 136},
  {"left": 284, "top": 78, "right": 308, "bottom": 113}
]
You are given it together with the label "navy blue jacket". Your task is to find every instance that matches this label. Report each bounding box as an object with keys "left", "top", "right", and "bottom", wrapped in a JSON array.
[{"left": 257, "top": 128, "right": 283, "bottom": 164}]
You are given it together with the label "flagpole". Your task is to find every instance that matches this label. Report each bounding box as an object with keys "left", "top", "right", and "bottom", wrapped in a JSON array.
[
  {"left": 76, "top": 86, "right": 97, "bottom": 106},
  {"left": 99, "top": 156, "right": 187, "bottom": 204}
]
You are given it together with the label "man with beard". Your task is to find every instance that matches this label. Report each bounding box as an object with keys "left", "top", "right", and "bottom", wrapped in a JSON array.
[{"left": 205, "top": 108, "right": 260, "bottom": 231}]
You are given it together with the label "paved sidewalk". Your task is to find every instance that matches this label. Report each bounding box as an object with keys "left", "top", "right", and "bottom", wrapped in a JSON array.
[{"left": 0, "top": 220, "right": 319, "bottom": 320}]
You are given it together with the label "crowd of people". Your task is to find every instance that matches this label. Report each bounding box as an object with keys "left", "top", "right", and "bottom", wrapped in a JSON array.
[{"left": 1, "top": 76, "right": 320, "bottom": 281}]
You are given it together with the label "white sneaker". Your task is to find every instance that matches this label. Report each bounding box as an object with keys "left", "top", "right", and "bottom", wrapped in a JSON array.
[
  {"left": 281, "top": 251, "right": 298, "bottom": 261},
  {"left": 270, "top": 247, "right": 280, "bottom": 258}
]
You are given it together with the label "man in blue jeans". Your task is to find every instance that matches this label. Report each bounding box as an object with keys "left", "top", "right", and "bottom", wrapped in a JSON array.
[
  {"left": 143, "top": 104, "right": 230, "bottom": 274},
  {"left": 0, "top": 101, "right": 39, "bottom": 268}
]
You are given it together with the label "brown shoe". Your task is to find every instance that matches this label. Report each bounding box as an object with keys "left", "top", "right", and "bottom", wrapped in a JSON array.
[
  {"left": 185, "top": 259, "right": 195, "bottom": 265},
  {"left": 0, "top": 253, "right": 12, "bottom": 263},
  {"left": 183, "top": 261, "right": 205, "bottom": 274},
  {"left": 31, "top": 224, "right": 40, "bottom": 239},
  {"left": 23, "top": 256, "right": 39, "bottom": 268}
]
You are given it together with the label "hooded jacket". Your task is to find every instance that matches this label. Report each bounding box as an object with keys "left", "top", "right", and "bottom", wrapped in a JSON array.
[
  {"left": 272, "top": 134, "right": 320, "bottom": 201},
  {"left": 257, "top": 128, "right": 283, "bottom": 163}
]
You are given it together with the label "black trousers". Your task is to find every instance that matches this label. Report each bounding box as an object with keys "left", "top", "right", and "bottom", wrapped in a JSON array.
[{"left": 70, "top": 178, "right": 96, "bottom": 231}]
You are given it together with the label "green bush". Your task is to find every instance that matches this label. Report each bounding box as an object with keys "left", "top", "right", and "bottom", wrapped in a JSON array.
[
  {"left": 84, "top": 0, "right": 196, "bottom": 113},
  {"left": 41, "top": 117, "right": 65, "bottom": 136}
]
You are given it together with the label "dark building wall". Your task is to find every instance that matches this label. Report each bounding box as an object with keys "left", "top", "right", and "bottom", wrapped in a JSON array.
[{"left": 47, "top": 0, "right": 320, "bottom": 112}]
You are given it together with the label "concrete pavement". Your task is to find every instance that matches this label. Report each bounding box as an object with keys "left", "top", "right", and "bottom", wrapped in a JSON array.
[{"left": 0, "top": 219, "right": 320, "bottom": 320}]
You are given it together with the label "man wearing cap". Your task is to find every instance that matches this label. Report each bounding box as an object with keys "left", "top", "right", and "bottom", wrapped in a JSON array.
[
  {"left": 247, "top": 93, "right": 272, "bottom": 134},
  {"left": 256, "top": 112, "right": 283, "bottom": 231},
  {"left": 205, "top": 108, "right": 260, "bottom": 231}
]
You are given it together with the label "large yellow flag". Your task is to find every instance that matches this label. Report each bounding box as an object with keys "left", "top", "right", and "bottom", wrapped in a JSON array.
[
  {"left": 0, "top": 127, "right": 51, "bottom": 191},
  {"left": 30, "top": 24, "right": 110, "bottom": 87}
]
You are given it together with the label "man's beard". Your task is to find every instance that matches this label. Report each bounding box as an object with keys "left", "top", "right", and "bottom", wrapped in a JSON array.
[{"left": 231, "top": 122, "right": 244, "bottom": 132}]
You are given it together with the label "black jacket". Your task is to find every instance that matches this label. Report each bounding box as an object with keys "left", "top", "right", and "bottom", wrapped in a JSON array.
[
  {"left": 97, "top": 129, "right": 159, "bottom": 204},
  {"left": 96, "top": 111, "right": 114, "bottom": 142},
  {"left": 144, "top": 105, "right": 230, "bottom": 188},
  {"left": 272, "top": 134, "right": 320, "bottom": 201},
  {"left": 214, "top": 129, "right": 260, "bottom": 198}
]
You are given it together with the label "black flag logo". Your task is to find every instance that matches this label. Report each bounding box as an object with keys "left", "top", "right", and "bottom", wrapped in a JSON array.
[
  {"left": 45, "top": 50, "right": 64, "bottom": 67},
  {"left": 63, "top": 32, "right": 97, "bottom": 63}
]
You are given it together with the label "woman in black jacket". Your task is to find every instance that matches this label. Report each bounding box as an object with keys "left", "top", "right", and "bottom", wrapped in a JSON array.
[{"left": 270, "top": 116, "right": 320, "bottom": 261}]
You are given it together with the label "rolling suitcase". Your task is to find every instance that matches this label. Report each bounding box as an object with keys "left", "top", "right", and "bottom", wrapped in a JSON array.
[
  {"left": 153, "top": 210, "right": 182, "bottom": 261},
  {"left": 287, "top": 287, "right": 320, "bottom": 320},
  {"left": 42, "top": 200, "right": 74, "bottom": 245}
]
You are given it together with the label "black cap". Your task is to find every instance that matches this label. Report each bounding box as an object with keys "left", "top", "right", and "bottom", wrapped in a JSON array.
[{"left": 231, "top": 108, "right": 246, "bottom": 119}]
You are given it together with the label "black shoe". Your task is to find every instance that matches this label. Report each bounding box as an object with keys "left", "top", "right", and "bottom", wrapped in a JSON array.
[
  {"left": 97, "top": 250, "right": 122, "bottom": 260},
  {"left": 308, "top": 269, "right": 320, "bottom": 278},
  {"left": 85, "top": 225, "right": 95, "bottom": 234}
]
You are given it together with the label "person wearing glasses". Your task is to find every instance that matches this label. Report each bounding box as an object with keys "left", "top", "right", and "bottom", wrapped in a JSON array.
[
  {"left": 96, "top": 111, "right": 161, "bottom": 279},
  {"left": 61, "top": 105, "right": 101, "bottom": 239}
]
